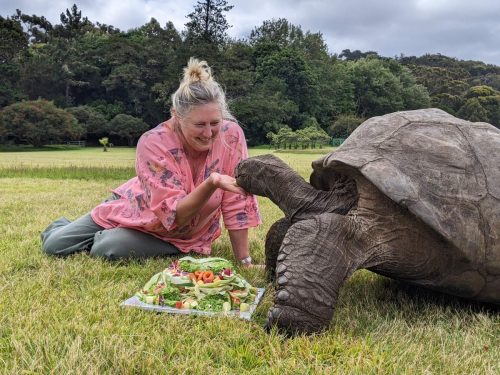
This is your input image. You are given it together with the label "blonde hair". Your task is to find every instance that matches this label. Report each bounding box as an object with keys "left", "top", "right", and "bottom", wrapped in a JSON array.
[{"left": 171, "top": 58, "right": 234, "bottom": 121}]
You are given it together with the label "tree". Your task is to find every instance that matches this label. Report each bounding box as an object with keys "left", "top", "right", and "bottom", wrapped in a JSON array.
[
  {"left": 0, "top": 16, "right": 28, "bottom": 107},
  {"left": 327, "top": 114, "right": 364, "bottom": 139},
  {"left": 17, "top": 45, "right": 66, "bottom": 105},
  {"left": 52, "top": 4, "right": 93, "bottom": 39},
  {"left": 339, "top": 49, "right": 380, "bottom": 61},
  {"left": 217, "top": 41, "right": 255, "bottom": 99},
  {"left": 66, "top": 105, "right": 108, "bottom": 141},
  {"left": 349, "top": 58, "right": 403, "bottom": 117},
  {"left": 256, "top": 48, "right": 319, "bottom": 119},
  {"left": 0, "top": 99, "right": 82, "bottom": 147},
  {"left": 312, "top": 58, "right": 356, "bottom": 126},
  {"left": 185, "top": 0, "right": 233, "bottom": 45},
  {"left": 460, "top": 86, "right": 500, "bottom": 126},
  {"left": 296, "top": 126, "right": 330, "bottom": 148},
  {"left": 0, "top": 16, "right": 27, "bottom": 61},
  {"left": 103, "top": 63, "right": 147, "bottom": 115},
  {"left": 349, "top": 57, "right": 430, "bottom": 117},
  {"left": 12, "top": 10, "right": 53, "bottom": 44},
  {"left": 99, "top": 137, "right": 109, "bottom": 151},
  {"left": 456, "top": 98, "right": 489, "bottom": 123},
  {"left": 273, "top": 126, "right": 295, "bottom": 149},
  {"left": 231, "top": 77, "right": 298, "bottom": 145},
  {"left": 108, "top": 114, "right": 149, "bottom": 146}
]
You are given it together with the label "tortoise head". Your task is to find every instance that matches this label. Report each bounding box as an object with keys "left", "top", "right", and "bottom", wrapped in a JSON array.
[{"left": 235, "top": 154, "right": 292, "bottom": 196}]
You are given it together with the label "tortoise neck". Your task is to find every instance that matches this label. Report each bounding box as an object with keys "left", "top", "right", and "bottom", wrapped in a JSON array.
[{"left": 236, "top": 154, "right": 357, "bottom": 222}]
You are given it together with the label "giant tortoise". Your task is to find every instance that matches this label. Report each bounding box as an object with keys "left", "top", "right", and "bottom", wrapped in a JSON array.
[{"left": 235, "top": 108, "right": 500, "bottom": 335}]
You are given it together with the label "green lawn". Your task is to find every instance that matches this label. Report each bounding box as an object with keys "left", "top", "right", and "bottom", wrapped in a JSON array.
[{"left": 0, "top": 147, "right": 498, "bottom": 374}]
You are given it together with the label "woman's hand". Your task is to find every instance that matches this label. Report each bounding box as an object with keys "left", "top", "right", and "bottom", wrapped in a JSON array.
[{"left": 210, "top": 172, "right": 247, "bottom": 195}]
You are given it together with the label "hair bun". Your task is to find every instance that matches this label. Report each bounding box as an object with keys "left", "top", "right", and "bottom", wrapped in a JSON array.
[{"left": 182, "top": 57, "right": 213, "bottom": 84}]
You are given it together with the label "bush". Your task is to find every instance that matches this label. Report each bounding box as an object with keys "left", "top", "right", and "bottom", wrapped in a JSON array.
[
  {"left": 66, "top": 105, "right": 108, "bottom": 140},
  {"left": 108, "top": 114, "right": 149, "bottom": 146},
  {"left": 328, "top": 114, "right": 364, "bottom": 139},
  {"left": 0, "top": 99, "right": 83, "bottom": 147}
]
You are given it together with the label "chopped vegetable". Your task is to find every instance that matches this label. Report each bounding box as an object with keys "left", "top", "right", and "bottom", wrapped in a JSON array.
[
  {"left": 135, "top": 256, "right": 258, "bottom": 314},
  {"left": 202, "top": 271, "right": 214, "bottom": 283}
]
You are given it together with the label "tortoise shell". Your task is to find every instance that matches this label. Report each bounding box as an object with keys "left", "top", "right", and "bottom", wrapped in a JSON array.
[{"left": 312, "top": 108, "right": 500, "bottom": 276}]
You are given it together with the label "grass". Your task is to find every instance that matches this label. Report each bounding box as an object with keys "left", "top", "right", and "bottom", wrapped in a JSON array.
[{"left": 0, "top": 147, "right": 498, "bottom": 374}]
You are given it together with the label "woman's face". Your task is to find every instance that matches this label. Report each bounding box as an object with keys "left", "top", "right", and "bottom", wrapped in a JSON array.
[{"left": 177, "top": 102, "right": 222, "bottom": 153}]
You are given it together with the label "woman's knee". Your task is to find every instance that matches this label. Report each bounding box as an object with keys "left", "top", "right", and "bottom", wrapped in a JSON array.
[
  {"left": 90, "top": 230, "right": 119, "bottom": 259},
  {"left": 41, "top": 233, "right": 60, "bottom": 255},
  {"left": 90, "top": 229, "right": 141, "bottom": 260}
]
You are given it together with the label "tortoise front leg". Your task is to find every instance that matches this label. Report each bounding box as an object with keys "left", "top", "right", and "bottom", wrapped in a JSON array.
[
  {"left": 266, "top": 213, "right": 371, "bottom": 336},
  {"left": 265, "top": 218, "right": 292, "bottom": 282}
]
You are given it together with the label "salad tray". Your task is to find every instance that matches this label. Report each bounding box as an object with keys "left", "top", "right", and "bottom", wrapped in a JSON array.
[{"left": 121, "top": 256, "right": 265, "bottom": 320}]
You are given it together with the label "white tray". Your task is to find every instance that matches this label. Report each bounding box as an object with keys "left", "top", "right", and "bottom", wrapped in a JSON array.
[{"left": 121, "top": 288, "right": 265, "bottom": 320}]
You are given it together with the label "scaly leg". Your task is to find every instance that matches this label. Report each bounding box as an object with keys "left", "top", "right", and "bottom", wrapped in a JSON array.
[{"left": 266, "top": 212, "right": 371, "bottom": 335}]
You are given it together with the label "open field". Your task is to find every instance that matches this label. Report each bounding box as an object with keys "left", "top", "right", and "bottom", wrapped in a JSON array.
[{"left": 0, "top": 147, "right": 498, "bottom": 374}]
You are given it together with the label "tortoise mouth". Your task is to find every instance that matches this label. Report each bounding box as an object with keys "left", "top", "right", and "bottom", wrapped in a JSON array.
[{"left": 234, "top": 161, "right": 249, "bottom": 189}]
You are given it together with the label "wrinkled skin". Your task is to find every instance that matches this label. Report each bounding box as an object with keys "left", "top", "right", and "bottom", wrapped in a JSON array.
[
  {"left": 235, "top": 154, "right": 495, "bottom": 336},
  {"left": 236, "top": 109, "right": 500, "bottom": 336}
]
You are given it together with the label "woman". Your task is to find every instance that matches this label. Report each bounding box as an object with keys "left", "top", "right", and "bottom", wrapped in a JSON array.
[{"left": 41, "top": 58, "right": 261, "bottom": 266}]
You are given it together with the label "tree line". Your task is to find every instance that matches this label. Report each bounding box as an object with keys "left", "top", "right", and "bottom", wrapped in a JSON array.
[{"left": 1, "top": 2, "right": 499, "bottom": 148}]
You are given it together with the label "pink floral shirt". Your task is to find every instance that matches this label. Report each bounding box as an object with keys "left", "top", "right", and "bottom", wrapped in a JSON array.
[{"left": 91, "top": 119, "right": 261, "bottom": 254}]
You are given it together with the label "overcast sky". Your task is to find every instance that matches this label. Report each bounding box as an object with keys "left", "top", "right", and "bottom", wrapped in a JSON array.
[{"left": 2, "top": 0, "right": 500, "bottom": 66}]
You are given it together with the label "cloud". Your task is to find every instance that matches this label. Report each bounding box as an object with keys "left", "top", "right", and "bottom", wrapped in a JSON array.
[{"left": 2, "top": 0, "right": 500, "bottom": 65}]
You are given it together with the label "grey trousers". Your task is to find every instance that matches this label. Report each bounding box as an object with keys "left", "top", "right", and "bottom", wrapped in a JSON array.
[{"left": 41, "top": 213, "right": 181, "bottom": 260}]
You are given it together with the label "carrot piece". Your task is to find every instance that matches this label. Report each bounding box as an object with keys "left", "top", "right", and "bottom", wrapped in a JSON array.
[{"left": 202, "top": 271, "right": 214, "bottom": 283}]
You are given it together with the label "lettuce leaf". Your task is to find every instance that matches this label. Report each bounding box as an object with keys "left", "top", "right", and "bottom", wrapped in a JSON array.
[{"left": 178, "top": 256, "right": 233, "bottom": 273}]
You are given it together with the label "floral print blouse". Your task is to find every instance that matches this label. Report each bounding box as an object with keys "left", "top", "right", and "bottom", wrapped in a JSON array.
[{"left": 91, "top": 119, "right": 261, "bottom": 254}]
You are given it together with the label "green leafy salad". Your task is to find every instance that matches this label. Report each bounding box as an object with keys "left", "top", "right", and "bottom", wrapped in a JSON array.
[{"left": 135, "top": 257, "right": 259, "bottom": 313}]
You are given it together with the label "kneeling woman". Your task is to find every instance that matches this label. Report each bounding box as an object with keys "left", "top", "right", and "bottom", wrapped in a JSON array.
[{"left": 41, "top": 58, "right": 261, "bottom": 266}]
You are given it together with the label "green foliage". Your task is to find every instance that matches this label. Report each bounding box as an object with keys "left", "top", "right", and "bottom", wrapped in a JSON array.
[
  {"left": 256, "top": 47, "right": 319, "bottom": 117},
  {"left": 66, "top": 105, "right": 108, "bottom": 140},
  {"left": 328, "top": 114, "right": 365, "bottom": 139},
  {"left": 349, "top": 58, "right": 431, "bottom": 117},
  {"left": 11, "top": 9, "right": 53, "bottom": 44},
  {"left": 0, "top": 16, "right": 28, "bottom": 61},
  {"left": 98, "top": 137, "right": 109, "bottom": 151},
  {"left": 331, "top": 138, "right": 345, "bottom": 147},
  {"left": 1, "top": 6, "right": 499, "bottom": 146},
  {"left": 459, "top": 86, "right": 500, "bottom": 127},
  {"left": 457, "top": 98, "right": 490, "bottom": 123},
  {"left": 52, "top": 4, "right": 94, "bottom": 39},
  {"left": 0, "top": 99, "right": 82, "bottom": 147},
  {"left": 185, "top": 0, "right": 234, "bottom": 45},
  {"left": 268, "top": 125, "right": 330, "bottom": 149},
  {"left": 108, "top": 114, "right": 149, "bottom": 146},
  {"left": 339, "top": 48, "right": 380, "bottom": 61},
  {"left": 466, "top": 85, "right": 498, "bottom": 98},
  {"left": 232, "top": 77, "right": 299, "bottom": 145},
  {"left": 432, "top": 93, "right": 464, "bottom": 114}
]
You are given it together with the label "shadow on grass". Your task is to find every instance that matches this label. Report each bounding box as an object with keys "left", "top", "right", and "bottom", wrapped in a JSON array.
[{"left": 377, "top": 277, "right": 499, "bottom": 314}]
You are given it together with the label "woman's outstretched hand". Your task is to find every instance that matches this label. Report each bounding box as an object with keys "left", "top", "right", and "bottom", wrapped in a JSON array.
[{"left": 210, "top": 172, "right": 247, "bottom": 195}]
